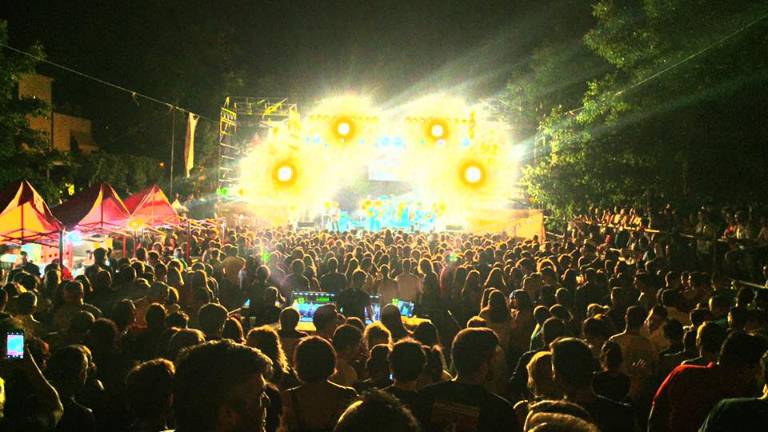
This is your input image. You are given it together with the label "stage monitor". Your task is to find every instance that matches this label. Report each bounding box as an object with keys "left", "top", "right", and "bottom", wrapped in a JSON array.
[
  {"left": 391, "top": 298, "right": 415, "bottom": 318},
  {"left": 293, "top": 291, "right": 336, "bottom": 322}
]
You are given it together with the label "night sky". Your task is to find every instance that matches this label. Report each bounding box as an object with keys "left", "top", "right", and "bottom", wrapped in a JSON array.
[{"left": 1, "top": 1, "right": 591, "bottom": 157}]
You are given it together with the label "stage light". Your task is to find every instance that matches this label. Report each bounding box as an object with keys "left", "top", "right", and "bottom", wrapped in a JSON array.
[
  {"left": 333, "top": 117, "right": 355, "bottom": 140},
  {"left": 427, "top": 120, "right": 448, "bottom": 141},
  {"left": 274, "top": 163, "right": 296, "bottom": 184},
  {"left": 461, "top": 162, "right": 485, "bottom": 187},
  {"left": 431, "top": 123, "right": 445, "bottom": 139},
  {"left": 337, "top": 121, "right": 351, "bottom": 137}
]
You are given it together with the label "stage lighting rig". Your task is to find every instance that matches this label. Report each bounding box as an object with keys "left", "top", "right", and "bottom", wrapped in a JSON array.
[
  {"left": 461, "top": 161, "right": 486, "bottom": 188},
  {"left": 272, "top": 161, "right": 297, "bottom": 186}
]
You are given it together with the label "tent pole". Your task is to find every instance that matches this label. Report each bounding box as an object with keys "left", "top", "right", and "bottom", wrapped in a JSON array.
[{"left": 59, "top": 230, "right": 64, "bottom": 266}]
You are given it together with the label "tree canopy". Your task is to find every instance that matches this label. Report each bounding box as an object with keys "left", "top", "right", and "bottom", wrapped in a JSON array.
[{"left": 517, "top": 0, "right": 768, "bottom": 219}]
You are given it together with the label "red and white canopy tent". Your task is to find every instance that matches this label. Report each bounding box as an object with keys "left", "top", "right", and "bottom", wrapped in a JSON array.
[
  {"left": 0, "top": 180, "right": 63, "bottom": 246},
  {"left": 52, "top": 183, "right": 131, "bottom": 235},
  {"left": 124, "top": 184, "right": 180, "bottom": 228}
]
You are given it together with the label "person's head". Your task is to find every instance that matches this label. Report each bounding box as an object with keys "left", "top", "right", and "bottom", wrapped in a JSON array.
[
  {"left": 709, "top": 294, "right": 732, "bottom": 318},
  {"left": 718, "top": 332, "right": 768, "bottom": 389},
  {"left": 364, "top": 322, "right": 392, "bottom": 349},
  {"left": 246, "top": 326, "right": 289, "bottom": 377},
  {"left": 527, "top": 350, "right": 561, "bottom": 399},
  {"left": 112, "top": 299, "right": 136, "bottom": 332},
  {"left": 148, "top": 281, "right": 170, "bottom": 303},
  {"left": 146, "top": 303, "right": 167, "bottom": 331},
  {"left": 333, "top": 324, "right": 363, "bottom": 362},
  {"left": 334, "top": 390, "right": 420, "bottom": 432},
  {"left": 313, "top": 304, "right": 340, "bottom": 338},
  {"left": 174, "top": 340, "right": 272, "bottom": 432},
  {"left": 600, "top": 340, "right": 623, "bottom": 372},
  {"left": 290, "top": 259, "right": 305, "bottom": 275},
  {"left": 533, "top": 306, "right": 552, "bottom": 326},
  {"left": 412, "top": 321, "right": 440, "bottom": 347},
  {"left": 222, "top": 317, "right": 244, "bottom": 343},
  {"left": 126, "top": 359, "right": 175, "bottom": 423},
  {"left": 198, "top": 303, "right": 228, "bottom": 338},
  {"left": 279, "top": 307, "right": 301, "bottom": 332},
  {"left": 166, "top": 310, "right": 190, "bottom": 329},
  {"left": 663, "top": 319, "right": 684, "bottom": 344},
  {"left": 63, "top": 280, "right": 85, "bottom": 304},
  {"left": 728, "top": 306, "right": 749, "bottom": 331},
  {"left": 697, "top": 321, "right": 728, "bottom": 357},
  {"left": 624, "top": 305, "right": 646, "bottom": 332},
  {"left": 294, "top": 336, "right": 336, "bottom": 383},
  {"left": 542, "top": 317, "right": 566, "bottom": 347},
  {"left": 388, "top": 339, "right": 426, "bottom": 384},
  {"left": 582, "top": 316, "right": 611, "bottom": 350},
  {"left": 450, "top": 328, "right": 499, "bottom": 382},
  {"left": 46, "top": 345, "right": 88, "bottom": 397},
  {"left": 551, "top": 338, "right": 595, "bottom": 392},
  {"left": 367, "top": 344, "right": 391, "bottom": 381},
  {"left": 16, "top": 291, "right": 38, "bottom": 315},
  {"left": 327, "top": 257, "right": 339, "bottom": 273},
  {"left": 167, "top": 328, "right": 206, "bottom": 361}
]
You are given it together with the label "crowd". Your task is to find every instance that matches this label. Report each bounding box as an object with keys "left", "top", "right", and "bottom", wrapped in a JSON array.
[{"left": 0, "top": 214, "right": 767, "bottom": 432}]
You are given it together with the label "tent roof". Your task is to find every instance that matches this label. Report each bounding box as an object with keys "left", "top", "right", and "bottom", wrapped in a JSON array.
[
  {"left": 124, "top": 185, "right": 179, "bottom": 227},
  {"left": 0, "top": 180, "right": 63, "bottom": 245},
  {"left": 52, "top": 183, "right": 130, "bottom": 233}
]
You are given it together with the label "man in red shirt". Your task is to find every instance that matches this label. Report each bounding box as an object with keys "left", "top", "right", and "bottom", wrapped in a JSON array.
[{"left": 648, "top": 332, "right": 767, "bottom": 432}]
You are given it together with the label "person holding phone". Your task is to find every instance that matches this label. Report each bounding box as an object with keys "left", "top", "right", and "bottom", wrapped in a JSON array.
[{"left": 0, "top": 327, "right": 64, "bottom": 430}]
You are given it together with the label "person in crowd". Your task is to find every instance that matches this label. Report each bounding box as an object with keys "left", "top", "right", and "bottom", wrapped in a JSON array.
[
  {"left": 539, "top": 337, "right": 636, "bottom": 432},
  {"left": 277, "top": 307, "right": 308, "bottom": 364},
  {"left": 197, "top": 302, "right": 228, "bottom": 340},
  {"left": 682, "top": 321, "right": 727, "bottom": 366},
  {"left": 385, "top": 339, "right": 427, "bottom": 418},
  {"left": 380, "top": 303, "right": 410, "bottom": 341},
  {"left": 133, "top": 282, "right": 168, "bottom": 327},
  {"left": 247, "top": 325, "right": 299, "bottom": 390},
  {"left": 282, "top": 336, "right": 357, "bottom": 432},
  {"left": 357, "top": 344, "right": 392, "bottom": 391},
  {"left": 173, "top": 340, "right": 273, "bottom": 432},
  {"left": 320, "top": 257, "right": 347, "bottom": 294},
  {"left": 125, "top": 359, "right": 175, "bottom": 432},
  {"left": 334, "top": 390, "right": 421, "bottom": 432},
  {"left": 46, "top": 345, "right": 96, "bottom": 432},
  {"left": 648, "top": 332, "right": 768, "bottom": 432},
  {"left": 509, "top": 317, "right": 566, "bottom": 402},
  {"left": 699, "top": 350, "right": 768, "bottom": 431},
  {"left": 314, "top": 303, "right": 341, "bottom": 341},
  {"left": 608, "top": 305, "right": 657, "bottom": 398},
  {"left": 363, "top": 321, "right": 392, "bottom": 349},
  {"left": 337, "top": 269, "right": 373, "bottom": 322},
  {"left": 420, "top": 328, "right": 520, "bottom": 432},
  {"left": 53, "top": 280, "right": 102, "bottom": 331},
  {"left": 395, "top": 259, "right": 421, "bottom": 302},
  {"left": 513, "top": 350, "right": 562, "bottom": 423},
  {"left": 330, "top": 324, "right": 365, "bottom": 387},
  {"left": 592, "top": 340, "right": 630, "bottom": 402}
]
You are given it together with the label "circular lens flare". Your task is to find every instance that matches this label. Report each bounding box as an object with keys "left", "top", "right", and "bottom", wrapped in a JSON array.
[
  {"left": 464, "top": 166, "right": 482, "bottom": 184},
  {"left": 337, "top": 121, "right": 351, "bottom": 137},
  {"left": 277, "top": 165, "right": 294, "bottom": 182},
  {"left": 272, "top": 162, "right": 297, "bottom": 187},
  {"left": 431, "top": 123, "right": 445, "bottom": 139}
]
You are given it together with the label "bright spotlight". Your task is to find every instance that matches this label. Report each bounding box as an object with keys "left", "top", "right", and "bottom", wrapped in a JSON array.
[
  {"left": 431, "top": 123, "right": 445, "bottom": 139},
  {"left": 461, "top": 162, "right": 485, "bottom": 187},
  {"left": 272, "top": 162, "right": 297, "bottom": 186},
  {"left": 277, "top": 165, "right": 294, "bottom": 182},
  {"left": 337, "top": 121, "right": 351, "bottom": 137}
]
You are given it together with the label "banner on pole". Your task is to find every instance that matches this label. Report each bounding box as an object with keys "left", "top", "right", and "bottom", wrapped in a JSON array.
[{"left": 184, "top": 113, "right": 199, "bottom": 177}]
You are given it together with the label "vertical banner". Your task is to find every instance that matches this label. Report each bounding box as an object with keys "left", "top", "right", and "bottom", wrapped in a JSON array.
[{"left": 184, "top": 113, "right": 199, "bottom": 177}]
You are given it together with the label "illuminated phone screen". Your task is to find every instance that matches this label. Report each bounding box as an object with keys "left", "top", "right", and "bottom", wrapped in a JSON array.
[{"left": 6, "top": 333, "right": 24, "bottom": 359}]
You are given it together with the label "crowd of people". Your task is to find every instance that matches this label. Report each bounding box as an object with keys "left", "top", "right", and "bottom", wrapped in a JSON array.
[{"left": 1, "top": 215, "right": 767, "bottom": 431}]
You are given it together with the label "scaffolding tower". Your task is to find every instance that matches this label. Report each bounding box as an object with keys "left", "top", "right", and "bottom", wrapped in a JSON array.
[{"left": 217, "top": 97, "right": 298, "bottom": 192}]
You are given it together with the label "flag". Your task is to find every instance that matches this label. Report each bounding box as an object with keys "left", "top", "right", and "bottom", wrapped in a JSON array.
[{"left": 184, "top": 113, "right": 199, "bottom": 177}]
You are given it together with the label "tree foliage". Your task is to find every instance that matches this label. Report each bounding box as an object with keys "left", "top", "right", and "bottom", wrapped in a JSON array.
[{"left": 519, "top": 1, "right": 768, "bottom": 219}]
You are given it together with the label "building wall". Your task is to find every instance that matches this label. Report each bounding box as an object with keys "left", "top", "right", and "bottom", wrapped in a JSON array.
[
  {"left": 52, "top": 113, "right": 98, "bottom": 154},
  {"left": 18, "top": 73, "right": 53, "bottom": 139},
  {"left": 17, "top": 73, "right": 99, "bottom": 154}
]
